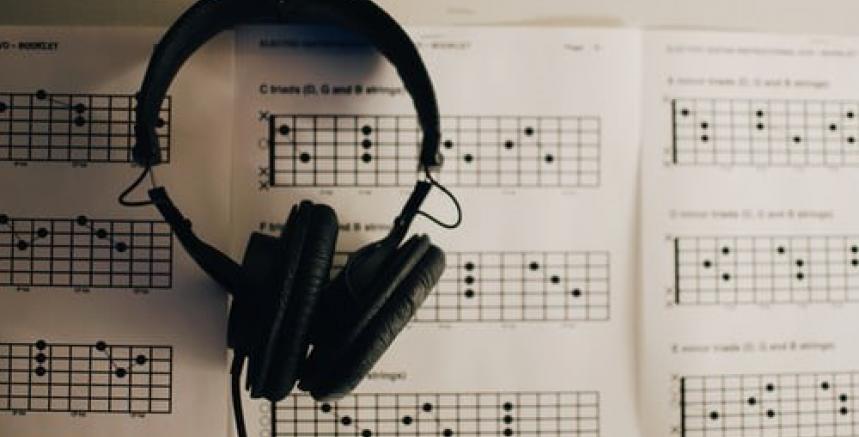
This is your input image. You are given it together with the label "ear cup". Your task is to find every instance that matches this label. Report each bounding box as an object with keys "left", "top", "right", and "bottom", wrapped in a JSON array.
[
  {"left": 246, "top": 201, "right": 338, "bottom": 401},
  {"left": 299, "top": 235, "right": 445, "bottom": 400}
]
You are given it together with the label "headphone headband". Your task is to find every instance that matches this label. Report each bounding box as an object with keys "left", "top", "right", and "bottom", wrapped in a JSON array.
[{"left": 134, "top": 0, "right": 443, "bottom": 168}]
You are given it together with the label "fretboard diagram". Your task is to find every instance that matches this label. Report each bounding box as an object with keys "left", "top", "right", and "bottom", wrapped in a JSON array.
[
  {"left": 671, "top": 98, "right": 859, "bottom": 166},
  {"left": 332, "top": 251, "right": 610, "bottom": 322},
  {"left": 0, "top": 214, "right": 173, "bottom": 290},
  {"left": 265, "top": 114, "right": 600, "bottom": 188},
  {"left": 0, "top": 339, "right": 172, "bottom": 414},
  {"left": 673, "top": 236, "right": 859, "bottom": 305},
  {"left": 269, "top": 391, "right": 599, "bottom": 437},
  {"left": 680, "top": 372, "right": 859, "bottom": 437},
  {"left": 0, "top": 89, "right": 171, "bottom": 163}
]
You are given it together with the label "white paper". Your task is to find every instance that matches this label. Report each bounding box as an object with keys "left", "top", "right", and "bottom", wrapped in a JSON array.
[
  {"left": 0, "top": 27, "right": 234, "bottom": 436},
  {"left": 231, "top": 25, "right": 642, "bottom": 437},
  {"left": 640, "top": 30, "right": 859, "bottom": 437}
]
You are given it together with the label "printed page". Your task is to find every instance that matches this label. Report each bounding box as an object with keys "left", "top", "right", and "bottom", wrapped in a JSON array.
[
  {"left": 0, "top": 27, "right": 234, "bottom": 436},
  {"left": 231, "top": 25, "right": 642, "bottom": 437},
  {"left": 640, "top": 30, "right": 859, "bottom": 437}
]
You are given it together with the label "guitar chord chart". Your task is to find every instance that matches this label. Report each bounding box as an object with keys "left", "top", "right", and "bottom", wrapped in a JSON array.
[
  {"left": 0, "top": 339, "right": 172, "bottom": 414},
  {"left": 0, "top": 89, "right": 171, "bottom": 163},
  {"left": 671, "top": 98, "right": 859, "bottom": 166},
  {"left": 673, "top": 236, "right": 859, "bottom": 306},
  {"left": 332, "top": 251, "right": 610, "bottom": 322},
  {"left": 0, "top": 214, "right": 173, "bottom": 289},
  {"left": 266, "top": 114, "right": 600, "bottom": 187},
  {"left": 680, "top": 372, "right": 859, "bottom": 437},
  {"left": 268, "top": 391, "right": 599, "bottom": 437}
]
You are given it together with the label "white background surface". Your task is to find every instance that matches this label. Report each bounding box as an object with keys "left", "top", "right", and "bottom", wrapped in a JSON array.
[{"left": 2, "top": 0, "right": 859, "bottom": 35}]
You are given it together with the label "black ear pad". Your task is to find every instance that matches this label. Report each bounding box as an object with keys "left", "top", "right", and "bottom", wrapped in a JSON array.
[
  {"left": 299, "top": 235, "right": 445, "bottom": 400},
  {"left": 246, "top": 201, "right": 338, "bottom": 401}
]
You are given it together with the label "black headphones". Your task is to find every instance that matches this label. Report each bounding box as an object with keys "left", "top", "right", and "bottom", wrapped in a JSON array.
[{"left": 122, "top": 0, "right": 460, "bottom": 435}]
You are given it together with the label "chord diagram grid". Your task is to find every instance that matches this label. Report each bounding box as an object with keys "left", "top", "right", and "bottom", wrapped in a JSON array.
[
  {"left": 0, "top": 214, "right": 173, "bottom": 289},
  {"left": 0, "top": 89, "right": 171, "bottom": 163},
  {"left": 671, "top": 98, "right": 859, "bottom": 166},
  {"left": 680, "top": 372, "right": 859, "bottom": 437},
  {"left": 0, "top": 340, "right": 172, "bottom": 414},
  {"left": 267, "top": 114, "right": 601, "bottom": 187},
  {"left": 268, "top": 391, "right": 599, "bottom": 437},
  {"left": 673, "top": 236, "right": 859, "bottom": 305},
  {"left": 332, "top": 251, "right": 610, "bottom": 322}
]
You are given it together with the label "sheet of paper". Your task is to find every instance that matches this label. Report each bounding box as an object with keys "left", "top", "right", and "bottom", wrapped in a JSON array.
[
  {"left": 231, "top": 25, "right": 642, "bottom": 437},
  {"left": 640, "top": 30, "right": 859, "bottom": 437},
  {"left": 0, "top": 27, "right": 234, "bottom": 436}
]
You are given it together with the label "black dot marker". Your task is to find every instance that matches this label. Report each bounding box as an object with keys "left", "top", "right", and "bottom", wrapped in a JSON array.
[
  {"left": 444, "top": 140, "right": 454, "bottom": 149},
  {"left": 503, "top": 429, "right": 512, "bottom": 436},
  {"left": 321, "top": 404, "right": 332, "bottom": 413},
  {"left": 361, "top": 153, "right": 372, "bottom": 163},
  {"left": 766, "top": 410, "right": 775, "bottom": 418},
  {"left": 850, "top": 137, "right": 856, "bottom": 144},
  {"left": 529, "top": 262, "right": 539, "bottom": 271},
  {"left": 757, "top": 123, "right": 765, "bottom": 130},
  {"left": 852, "top": 259, "right": 858, "bottom": 267},
  {"left": 793, "top": 136, "right": 802, "bottom": 144},
  {"left": 709, "top": 411, "right": 719, "bottom": 420},
  {"left": 796, "top": 259, "right": 804, "bottom": 267},
  {"left": 766, "top": 383, "right": 775, "bottom": 391},
  {"left": 35, "top": 340, "right": 47, "bottom": 350},
  {"left": 503, "top": 402, "right": 513, "bottom": 411},
  {"left": 35, "top": 353, "right": 46, "bottom": 363},
  {"left": 503, "top": 415, "right": 513, "bottom": 424},
  {"left": 822, "top": 381, "right": 830, "bottom": 390},
  {"left": 115, "top": 368, "right": 127, "bottom": 378},
  {"left": 544, "top": 154, "right": 554, "bottom": 163},
  {"left": 36, "top": 89, "right": 47, "bottom": 100},
  {"left": 16, "top": 241, "right": 28, "bottom": 251},
  {"left": 504, "top": 140, "right": 514, "bottom": 149},
  {"left": 841, "top": 407, "right": 849, "bottom": 415},
  {"left": 76, "top": 216, "right": 88, "bottom": 226},
  {"left": 362, "top": 430, "right": 372, "bottom": 437},
  {"left": 572, "top": 289, "right": 582, "bottom": 297},
  {"left": 703, "top": 260, "right": 712, "bottom": 268},
  {"left": 0, "top": 102, "right": 6, "bottom": 112},
  {"left": 35, "top": 367, "right": 46, "bottom": 377},
  {"left": 852, "top": 246, "right": 858, "bottom": 253},
  {"left": 551, "top": 275, "right": 560, "bottom": 284},
  {"left": 701, "top": 135, "right": 709, "bottom": 142},
  {"left": 830, "top": 124, "right": 838, "bottom": 131},
  {"left": 756, "top": 110, "right": 765, "bottom": 117},
  {"left": 0, "top": 214, "right": 7, "bottom": 224},
  {"left": 74, "top": 103, "right": 87, "bottom": 114},
  {"left": 422, "top": 403, "right": 433, "bottom": 412},
  {"left": 848, "top": 111, "right": 855, "bottom": 119},
  {"left": 341, "top": 417, "right": 352, "bottom": 426},
  {"left": 464, "top": 154, "right": 474, "bottom": 163},
  {"left": 96, "top": 229, "right": 108, "bottom": 239},
  {"left": 95, "top": 341, "right": 107, "bottom": 351},
  {"left": 777, "top": 246, "right": 785, "bottom": 254},
  {"left": 464, "top": 262, "right": 475, "bottom": 271},
  {"left": 300, "top": 153, "right": 311, "bottom": 163},
  {"left": 402, "top": 416, "right": 413, "bottom": 425},
  {"left": 278, "top": 125, "right": 290, "bottom": 136},
  {"left": 841, "top": 394, "right": 849, "bottom": 402},
  {"left": 722, "top": 273, "right": 731, "bottom": 281},
  {"left": 74, "top": 116, "right": 87, "bottom": 127},
  {"left": 36, "top": 228, "right": 48, "bottom": 238},
  {"left": 796, "top": 272, "right": 804, "bottom": 280},
  {"left": 362, "top": 139, "right": 372, "bottom": 149},
  {"left": 464, "top": 276, "right": 475, "bottom": 285},
  {"left": 722, "top": 247, "right": 730, "bottom": 255},
  {"left": 681, "top": 108, "right": 690, "bottom": 117},
  {"left": 115, "top": 242, "right": 128, "bottom": 253},
  {"left": 524, "top": 127, "right": 534, "bottom": 136},
  {"left": 156, "top": 118, "right": 166, "bottom": 128},
  {"left": 135, "top": 355, "right": 147, "bottom": 365},
  {"left": 361, "top": 125, "right": 372, "bottom": 135},
  {"left": 701, "top": 122, "right": 709, "bottom": 129},
  {"left": 748, "top": 397, "right": 756, "bottom": 406},
  {"left": 443, "top": 429, "right": 453, "bottom": 437},
  {"left": 464, "top": 290, "right": 475, "bottom": 298}
]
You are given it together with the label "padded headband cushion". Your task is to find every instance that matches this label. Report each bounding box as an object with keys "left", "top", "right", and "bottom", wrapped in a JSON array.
[
  {"left": 135, "top": 0, "right": 440, "bottom": 166},
  {"left": 299, "top": 235, "right": 445, "bottom": 400},
  {"left": 252, "top": 202, "right": 338, "bottom": 401}
]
